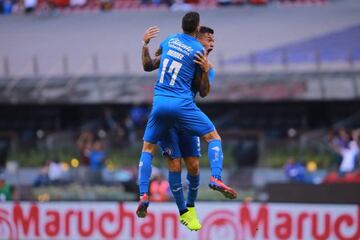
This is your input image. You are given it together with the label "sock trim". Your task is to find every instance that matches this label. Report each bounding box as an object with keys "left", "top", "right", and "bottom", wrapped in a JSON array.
[
  {"left": 208, "top": 139, "right": 221, "bottom": 144},
  {"left": 180, "top": 209, "right": 188, "bottom": 215}
]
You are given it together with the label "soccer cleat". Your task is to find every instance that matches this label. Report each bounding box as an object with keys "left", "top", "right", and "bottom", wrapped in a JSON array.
[
  {"left": 209, "top": 176, "right": 237, "bottom": 199},
  {"left": 136, "top": 193, "right": 149, "bottom": 218},
  {"left": 187, "top": 207, "right": 201, "bottom": 226},
  {"left": 179, "top": 209, "right": 202, "bottom": 231}
]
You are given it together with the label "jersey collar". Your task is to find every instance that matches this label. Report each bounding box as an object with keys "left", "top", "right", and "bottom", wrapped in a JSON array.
[{"left": 181, "top": 33, "right": 197, "bottom": 41}]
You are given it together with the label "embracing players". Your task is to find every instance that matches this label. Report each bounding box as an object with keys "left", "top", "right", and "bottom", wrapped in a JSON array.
[
  {"left": 137, "top": 12, "right": 237, "bottom": 231},
  {"left": 157, "top": 26, "right": 219, "bottom": 231}
]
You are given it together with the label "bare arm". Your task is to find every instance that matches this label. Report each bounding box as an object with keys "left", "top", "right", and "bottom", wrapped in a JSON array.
[
  {"left": 194, "top": 70, "right": 210, "bottom": 98},
  {"left": 194, "top": 52, "right": 211, "bottom": 98},
  {"left": 142, "top": 46, "right": 161, "bottom": 72},
  {"left": 142, "top": 26, "right": 161, "bottom": 72}
]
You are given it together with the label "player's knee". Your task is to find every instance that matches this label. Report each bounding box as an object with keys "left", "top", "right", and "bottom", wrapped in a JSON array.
[
  {"left": 142, "top": 141, "right": 157, "bottom": 155},
  {"left": 168, "top": 158, "right": 181, "bottom": 172},
  {"left": 202, "top": 130, "right": 221, "bottom": 143},
  {"left": 184, "top": 157, "right": 199, "bottom": 176}
]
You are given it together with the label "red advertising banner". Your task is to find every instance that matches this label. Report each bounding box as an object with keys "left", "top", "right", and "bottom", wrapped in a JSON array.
[{"left": 0, "top": 202, "right": 359, "bottom": 240}]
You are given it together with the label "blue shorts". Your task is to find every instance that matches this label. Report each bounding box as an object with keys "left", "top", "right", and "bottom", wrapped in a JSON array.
[
  {"left": 143, "top": 96, "right": 215, "bottom": 144},
  {"left": 158, "top": 127, "right": 201, "bottom": 159}
]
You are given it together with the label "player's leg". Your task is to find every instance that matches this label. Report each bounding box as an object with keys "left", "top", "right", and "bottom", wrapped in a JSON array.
[
  {"left": 202, "top": 130, "right": 237, "bottom": 199},
  {"left": 201, "top": 130, "right": 222, "bottom": 178},
  {"left": 136, "top": 141, "right": 156, "bottom": 218},
  {"left": 178, "top": 133, "right": 201, "bottom": 207},
  {"left": 178, "top": 101, "right": 237, "bottom": 199},
  {"left": 166, "top": 157, "right": 187, "bottom": 215},
  {"left": 179, "top": 132, "right": 202, "bottom": 227},
  {"left": 166, "top": 156, "right": 200, "bottom": 231},
  {"left": 184, "top": 156, "right": 200, "bottom": 207},
  {"left": 137, "top": 100, "right": 173, "bottom": 218},
  {"left": 159, "top": 129, "right": 187, "bottom": 216},
  {"left": 159, "top": 130, "right": 201, "bottom": 231},
  {"left": 183, "top": 156, "right": 202, "bottom": 229}
]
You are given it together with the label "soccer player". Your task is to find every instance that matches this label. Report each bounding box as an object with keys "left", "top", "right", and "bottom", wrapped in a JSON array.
[
  {"left": 141, "top": 26, "right": 216, "bottom": 230},
  {"left": 158, "top": 26, "right": 217, "bottom": 230},
  {"left": 137, "top": 12, "right": 237, "bottom": 230}
]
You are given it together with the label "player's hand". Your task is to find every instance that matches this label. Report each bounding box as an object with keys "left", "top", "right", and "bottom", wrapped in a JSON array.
[
  {"left": 143, "top": 26, "right": 160, "bottom": 45},
  {"left": 194, "top": 51, "right": 210, "bottom": 73}
]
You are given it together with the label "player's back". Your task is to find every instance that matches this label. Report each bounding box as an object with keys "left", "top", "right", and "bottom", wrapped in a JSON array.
[{"left": 154, "top": 33, "right": 204, "bottom": 100}]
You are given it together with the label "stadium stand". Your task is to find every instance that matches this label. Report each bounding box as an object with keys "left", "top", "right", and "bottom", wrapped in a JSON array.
[
  {"left": 1, "top": 0, "right": 359, "bottom": 76},
  {"left": 225, "top": 24, "right": 360, "bottom": 65},
  {"left": 0, "top": 71, "right": 359, "bottom": 103}
]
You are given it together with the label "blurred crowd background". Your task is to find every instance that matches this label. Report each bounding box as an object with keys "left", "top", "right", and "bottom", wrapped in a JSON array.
[
  {"left": 0, "top": 0, "right": 326, "bottom": 16},
  {"left": 0, "top": 0, "right": 359, "bottom": 204}
]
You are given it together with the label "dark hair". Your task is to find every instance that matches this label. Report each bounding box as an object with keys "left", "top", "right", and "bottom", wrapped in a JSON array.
[
  {"left": 182, "top": 11, "right": 200, "bottom": 34},
  {"left": 199, "top": 26, "right": 214, "bottom": 34}
]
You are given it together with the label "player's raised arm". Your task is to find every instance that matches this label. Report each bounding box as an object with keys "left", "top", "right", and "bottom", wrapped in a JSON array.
[
  {"left": 142, "top": 26, "right": 162, "bottom": 72},
  {"left": 194, "top": 51, "right": 211, "bottom": 98}
]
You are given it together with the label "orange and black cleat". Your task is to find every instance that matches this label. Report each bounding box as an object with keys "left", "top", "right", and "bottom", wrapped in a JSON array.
[
  {"left": 209, "top": 176, "right": 237, "bottom": 199},
  {"left": 136, "top": 193, "right": 149, "bottom": 218}
]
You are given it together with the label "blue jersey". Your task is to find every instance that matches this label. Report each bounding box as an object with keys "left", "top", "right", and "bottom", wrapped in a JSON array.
[
  {"left": 208, "top": 68, "right": 216, "bottom": 84},
  {"left": 154, "top": 33, "right": 205, "bottom": 100},
  {"left": 157, "top": 67, "right": 216, "bottom": 158}
]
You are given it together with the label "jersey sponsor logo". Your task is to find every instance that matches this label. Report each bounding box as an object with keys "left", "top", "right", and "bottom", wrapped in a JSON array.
[{"left": 168, "top": 38, "right": 193, "bottom": 56}]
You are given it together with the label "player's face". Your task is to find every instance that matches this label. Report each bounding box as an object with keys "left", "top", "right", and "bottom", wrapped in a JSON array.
[{"left": 198, "top": 33, "right": 215, "bottom": 54}]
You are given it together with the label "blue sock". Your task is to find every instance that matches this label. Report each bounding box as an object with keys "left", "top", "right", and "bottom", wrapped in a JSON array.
[
  {"left": 168, "top": 171, "right": 187, "bottom": 213},
  {"left": 208, "top": 139, "right": 223, "bottom": 179},
  {"left": 138, "top": 152, "right": 153, "bottom": 195},
  {"left": 186, "top": 173, "right": 199, "bottom": 207}
]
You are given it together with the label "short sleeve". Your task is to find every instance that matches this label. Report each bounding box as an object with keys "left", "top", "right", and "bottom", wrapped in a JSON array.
[
  {"left": 159, "top": 39, "right": 166, "bottom": 50},
  {"left": 160, "top": 35, "right": 172, "bottom": 50}
]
